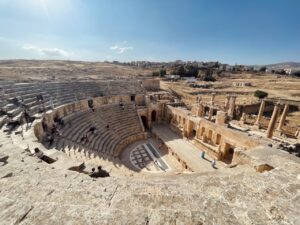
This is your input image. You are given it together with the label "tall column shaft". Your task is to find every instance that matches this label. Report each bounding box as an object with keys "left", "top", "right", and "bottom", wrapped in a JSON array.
[
  {"left": 211, "top": 93, "right": 216, "bottom": 105},
  {"left": 266, "top": 104, "right": 280, "bottom": 138},
  {"left": 224, "top": 95, "right": 230, "bottom": 110},
  {"left": 277, "top": 104, "right": 289, "bottom": 131},
  {"left": 227, "top": 96, "right": 236, "bottom": 118},
  {"left": 255, "top": 100, "right": 266, "bottom": 125},
  {"left": 208, "top": 107, "right": 213, "bottom": 120},
  {"left": 197, "top": 104, "right": 204, "bottom": 117}
]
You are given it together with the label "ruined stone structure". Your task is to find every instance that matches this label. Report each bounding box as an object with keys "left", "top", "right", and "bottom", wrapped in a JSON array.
[
  {"left": 240, "top": 99, "right": 300, "bottom": 139},
  {"left": 0, "top": 79, "right": 299, "bottom": 224}
]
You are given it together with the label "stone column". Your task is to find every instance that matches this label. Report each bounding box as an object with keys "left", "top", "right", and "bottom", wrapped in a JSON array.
[
  {"left": 196, "top": 95, "right": 201, "bottom": 105},
  {"left": 255, "top": 100, "right": 266, "bottom": 125},
  {"left": 197, "top": 104, "right": 205, "bottom": 117},
  {"left": 211, "top": 93, "right": 216, "bottom": 105},
  {"left": 276, "top": 104, "right": 289, "bottom": 132},
  {"left": 224, "top": 95, "right": 230, "bottom": 110},
  {"left": 227, "top": 96, "right": 237, "bottom": 118},
  {"left": 266, "top": 103, "right": 281, "bottom": 138},
  {"left": 184, "top": 119, "right": 193, "bottom": 138},
  {"left": 208, "top": 107, "right": 213, "bottom": 120},
  {"left": 215, "top": 111, "right": 227, "bottom": 126},
  {"left": 241, "top": 112, "right": 246, "bottom": 124}
]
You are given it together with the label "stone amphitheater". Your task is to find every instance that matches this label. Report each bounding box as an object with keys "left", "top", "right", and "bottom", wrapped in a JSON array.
[{"left": 0, "top": 78, "right": 299, "bottom": 225}]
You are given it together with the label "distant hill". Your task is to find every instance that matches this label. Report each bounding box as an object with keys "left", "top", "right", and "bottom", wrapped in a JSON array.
[
  {"left": 264, "top": 62, "right": 300, "bottom": 70},
  {"left": 0, "top": 59, "right": 152, "bottom": 81}
]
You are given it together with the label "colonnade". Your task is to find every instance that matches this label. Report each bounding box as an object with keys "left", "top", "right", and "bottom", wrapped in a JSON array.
[{"left": 255, "top": 100, "right": 290, "bottom": 138}]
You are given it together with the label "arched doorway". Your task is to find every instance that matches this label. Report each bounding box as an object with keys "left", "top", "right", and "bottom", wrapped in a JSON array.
[
  {"left": 151, "top": 110, "right": 157, "bottom": 122},
  {"left": 191, "top": 129, "right": 197, "bottom": 138},
  {"left": 222, "top": 143, "right": 235, "bottom": 164},
  {"left": 141, "top": 116, "right": 148, "bottom": 129}
]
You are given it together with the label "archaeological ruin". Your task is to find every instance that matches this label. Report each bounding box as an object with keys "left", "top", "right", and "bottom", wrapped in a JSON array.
[{"left": 0, "top": 76, "right": 299, "bottom": 225}]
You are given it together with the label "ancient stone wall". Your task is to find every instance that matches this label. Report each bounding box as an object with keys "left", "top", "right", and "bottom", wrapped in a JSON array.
[
  {"left": 165, "top": 105, "right": 261, "bottom": 161},
  {"left": 137, "top": 101, "right": 164, "bottom": 128}
]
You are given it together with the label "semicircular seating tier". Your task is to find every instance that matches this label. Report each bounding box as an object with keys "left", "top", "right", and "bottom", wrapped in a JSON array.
[
  {"left": 54, "top": 103, "right": 145, "bottom": 158},
  {"left": 0, "top": 80, "right": 144, "bottom": 128}
]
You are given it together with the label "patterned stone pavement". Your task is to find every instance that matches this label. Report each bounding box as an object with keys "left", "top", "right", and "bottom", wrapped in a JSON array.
[{"left": 130, "top": 145, "right": 154, "bottom": 171}]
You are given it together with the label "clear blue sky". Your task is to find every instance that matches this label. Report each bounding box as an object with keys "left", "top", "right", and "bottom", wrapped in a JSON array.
[{"left": 0, "top": 0, "right": 299, "bottom": 64}]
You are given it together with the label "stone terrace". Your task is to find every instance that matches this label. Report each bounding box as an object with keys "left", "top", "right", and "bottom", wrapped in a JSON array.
[
  {"left": 0, "top": 80, "right": 144, "bottom": 127},
  {"left": 0, "top": 132, "right": 299, "bottom": 225}
]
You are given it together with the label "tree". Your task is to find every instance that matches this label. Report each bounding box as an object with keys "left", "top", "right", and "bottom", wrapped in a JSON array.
[
  {"left": 184, "top": 64, "right": 198, "bottom": 77},
  {"left": 172, "top": 65, "right": 185, "bottom": 76},
  {"left": 198, "top": 69, "right": 216, "bottom": 82},
  {"left": 293, "top": 71, "right": 300, "bottom": 77},
  {"left": 259, "top": 66, "right": 267, "bottom": 72},
  {"left": 254, "top": 90, "right": 268, "bottom": 99},
  {"left": 159, "top": 69, "right": 166, "bottom": 77}
]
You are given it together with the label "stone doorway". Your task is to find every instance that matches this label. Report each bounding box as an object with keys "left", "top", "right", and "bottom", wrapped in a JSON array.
[
  {"left": 191, "top": 129, "right": 196, "bottom": 138},
  {"left": 222, "top": 143, "right": 235, "bottom": 164},
  {"left": 141, "top": 116, "right": 148, "bottom": 129},
  {"left": 151, "top": 110, "right": 157, "bottom": 122}
]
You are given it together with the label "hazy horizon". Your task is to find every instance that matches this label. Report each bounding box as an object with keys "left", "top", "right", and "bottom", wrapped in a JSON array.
[{"left": 0, "top": 0, "right": 299, "bottom": 64}]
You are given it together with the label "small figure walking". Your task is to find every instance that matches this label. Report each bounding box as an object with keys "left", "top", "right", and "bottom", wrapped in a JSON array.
[
  {"left": 201, "top": 151, "right": 205, "bottom": 159},
  {"left": 211, "top": 159, "right": 216, "bottom": 168}
]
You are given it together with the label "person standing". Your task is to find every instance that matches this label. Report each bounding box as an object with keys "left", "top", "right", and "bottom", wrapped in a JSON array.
[
  {"left": 212, "top": 159, "right": 216, "bottom": 168},
  {"left": 201, "top": 151, "right": 205, "bottom": 159}
]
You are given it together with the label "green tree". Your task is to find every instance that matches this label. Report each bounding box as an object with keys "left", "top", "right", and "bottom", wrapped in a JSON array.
[
  {"left": 171, "top": 65, "right": 185, "bottom": 76},
  {"left": 198, "top": 69, "right": 216, "bottom": 81},
  {"left": 159, "top": 69, "right": 166, "bottom": 77},
  {"left": 254, "top": 90, "right": 268, "bottom": 99},
  {"left": 259, "top": 66, "right": 267, "bottom": 72}
]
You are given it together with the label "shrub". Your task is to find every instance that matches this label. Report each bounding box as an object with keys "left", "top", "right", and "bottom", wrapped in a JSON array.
[
  {"left": 292, "top": 71, "right": 300, "bottom": 77},
  {"left": 254, "top": 90, "right": 268, "bottom": 99},
  {"left": 198, "top": 69, "right": 216, "bottom": 82},
  {"left": 259, "top": 66, "right": 267, "bottom": 72},
  {"left": 159, "top": 69, "right": 166, "bottom": 77}
]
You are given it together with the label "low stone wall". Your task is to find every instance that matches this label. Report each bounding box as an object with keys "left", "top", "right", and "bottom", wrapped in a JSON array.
[
  {"left": 151, "top": 131, "right": 193, "bottom": 171},
  {"left": 113, "top": 133, "right": 147, "bottom": 157}
]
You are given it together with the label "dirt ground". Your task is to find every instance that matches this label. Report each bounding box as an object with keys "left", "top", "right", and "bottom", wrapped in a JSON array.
[{"left": 0, "top": 60, "right": 153, "bottom": 81}]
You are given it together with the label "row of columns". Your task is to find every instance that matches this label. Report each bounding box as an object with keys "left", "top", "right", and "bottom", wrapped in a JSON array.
[
  {"left": 255, "top": 100, "right": 290, "bottom": 138},
  {"left": 195, "top": 94, "right": 237, "bottom": 120}
]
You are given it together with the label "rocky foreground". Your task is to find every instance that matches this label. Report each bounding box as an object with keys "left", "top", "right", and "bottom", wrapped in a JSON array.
[{"left": 0, "top": 134, "right": 299, "bottom": 225}]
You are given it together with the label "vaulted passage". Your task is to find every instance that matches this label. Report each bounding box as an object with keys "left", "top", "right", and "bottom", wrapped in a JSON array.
[{"left": 141, "top": 116, "right": 148, "bottom": 129}]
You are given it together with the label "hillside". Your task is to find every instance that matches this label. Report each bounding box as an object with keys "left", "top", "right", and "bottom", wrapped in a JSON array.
[
  {"left": 0, "top": 60, "right": 152, "bottom": 81},
  {"left": 265, "top": 62, "right": 300, "bottom": 70}
]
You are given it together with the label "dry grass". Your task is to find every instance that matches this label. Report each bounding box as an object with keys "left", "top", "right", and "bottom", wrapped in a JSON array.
[{"left": 0, "top": 60, "right": 153, "bottom": 81}]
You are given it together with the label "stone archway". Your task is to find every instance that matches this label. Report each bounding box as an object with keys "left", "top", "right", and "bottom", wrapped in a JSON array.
[{"left": 222, "top": 143, "right": 235, "bottom": 164}]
